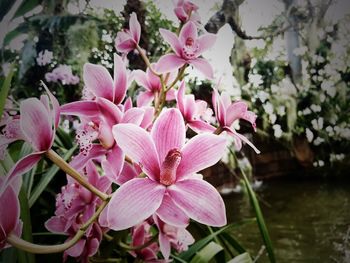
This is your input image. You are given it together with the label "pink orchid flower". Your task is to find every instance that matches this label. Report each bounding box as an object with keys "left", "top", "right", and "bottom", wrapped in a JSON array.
[
  {"left": 174, "top": 0, "right": 200, "bottom": 23},
  {"left": 45, "top": 161, "right": 110, "bottom": 262},
  {"left": 4, "top": 86, "right": 59, "bottom": 189},
  {"left": 115, "top": 12, "right": 141, "bottom": 54},
  {"left": 154, "top": 215, "right": 194, "bottom": 260},
  {"left": 176, "top": 81, "right": 215, "bottom": 133},
  {"left": 212, "top": 89, "right": 260, "bottom": 153},
  {"left": 129, "top": 222, "right": 164, "bottom": 262},
  {"left": 133, "top": 63, "right": 177, "bottom": 107},
  {"left": 157, "top": 21, "right": 216, "bottom": 79},
  {"left": 99, "top": 108, "right": 227, "bottom": 231},
  {"left": 0, "top": 176, "right": 22, "bottom": 249},
  {"left": 0, "top": 116, "right": 25, "bottom": 160},
  {"left": 83, "top": 53, "right": 128, "bottom": 104}
]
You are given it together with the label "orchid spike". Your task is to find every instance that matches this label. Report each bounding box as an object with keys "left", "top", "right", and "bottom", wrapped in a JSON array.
[
  {"left": 157, "top": 21, "right": 216, "bottom": 79},
  {"left": 115, "top": 12, "right": 141, "bottom": 54},
  {"left": 212, "top": 89, "right": 260, "bottom": 153},
  {"left": 176, "top": 81, "right": 215, "bottom": 133},
  {"left": 100, "top": 108, "right": 227, "bottom": 231}
]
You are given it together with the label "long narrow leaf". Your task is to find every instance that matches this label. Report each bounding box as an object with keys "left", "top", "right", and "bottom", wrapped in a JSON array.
[
  {"left": 179, "top": 219, "right": 255, "bottom": 261},
  {"left": 227, "top": 252, "right": 253, "bottom": 263},
  {"left": 220, "top": 232, "right": 246, "bottom": 255},
  {"left": 29, "top": 144, "right": 77, "bottom": 207},
  {"left": 190, "top": 242, "right": 223, "bottom": 263},
  {"left": 0, "top": 63, "right": 15, "bottom": 118},
  {"left": 230, "top": 150, "right": 275, "bottom": 263},
  {"left": 18, "top": 186, "right": 35, "bottom": 263}
]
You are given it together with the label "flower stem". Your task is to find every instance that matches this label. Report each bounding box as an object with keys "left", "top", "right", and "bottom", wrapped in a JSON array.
[
  {"left": 213, "top": 126, "right": 224, "bottom": 135},
  {"left": 7, "top": 200, "right": 109, "bottom": 254},
  {"left": 135, "top": 45, "right": 160, "bottom": 77},
  {"left": 45, "top": 149, "right": 109, "bottom": 201}
]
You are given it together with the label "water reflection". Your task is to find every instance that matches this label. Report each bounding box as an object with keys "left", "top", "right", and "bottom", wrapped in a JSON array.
[{"left": 224, "top": 178, "right": 350, "bottom": 262}]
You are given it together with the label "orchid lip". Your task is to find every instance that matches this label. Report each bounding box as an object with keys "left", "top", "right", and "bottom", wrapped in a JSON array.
[{"left": 160, "top": 148, "right": 182, "bottom": 186}]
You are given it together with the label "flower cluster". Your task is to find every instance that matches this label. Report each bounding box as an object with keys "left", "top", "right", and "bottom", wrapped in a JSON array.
[
  {"left": 0, "top": 1, "right": 259, "bottom": 262},
  {"left": 45, "top": 64, "right": 80, "bottom": 85}
]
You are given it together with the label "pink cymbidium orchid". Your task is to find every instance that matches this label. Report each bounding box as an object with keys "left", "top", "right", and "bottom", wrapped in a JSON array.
[
  {"left": 45, "top": 161, "right": 110, "bottom": 262},
  {"left": 4, "top": 86, "right": 59, "bottom": 189},
  {"left": 133, "top": 63, "right": 177, "bottom": 107},
  {"left": 154, "top": 215, "right": 194, "bottom": 260},
  {"left": 100, "top": 108, "right": 227, "bottom": 231},
  {"left": 212, "top": 89, "right": 260, "bottom": 153},
  {"left": 129, "top": 222, "right": 165, "bottom": 262},
  {"left": 0, "top": 176, "right": 22, "bottom": 249},
  {"left": 173, "top": 0, "right": 200, "bottom": 23},
  {"left": 115, "top": 12, "right": 141, "bottom": 54},
  {"left": 157, "top": 21, "right": 216, "bottom": 79},
  {"left": 176, "top": 81, "right": 215, "bottom": 133}
]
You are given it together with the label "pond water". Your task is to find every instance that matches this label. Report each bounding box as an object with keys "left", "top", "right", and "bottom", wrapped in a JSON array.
[{"left": 224, "top": 177, "right": 350, "bottom": 263}]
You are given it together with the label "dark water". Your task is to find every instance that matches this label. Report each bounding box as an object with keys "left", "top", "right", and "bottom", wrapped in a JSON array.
[{"left": 224, "top": 178, "right": 350, "bottom": 263}]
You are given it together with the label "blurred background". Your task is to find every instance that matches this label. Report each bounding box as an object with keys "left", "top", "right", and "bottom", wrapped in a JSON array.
[{"left": 0, "top": 0, "right": 349, "bottom": 262}]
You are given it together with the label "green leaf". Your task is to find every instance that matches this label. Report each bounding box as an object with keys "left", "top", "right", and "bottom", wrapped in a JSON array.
[
  {"left": 190, "top": 242, "right": 223, "bottom": 263},
  {"left": 227, "top": 253, "right": 253, "bottom": 263},
  {"left": 18, "top": 185, "right": 35, "bottom": 263},
  {"left": 29, "top": 144, "right": 77, "bottom": 207},
  {"left": 0, "top": 63, "right": 15, "bottom": 118},
  {"left": 13, "top": 0, "right": 40, "bottom": 19},
  {"left": 3, "top": 22, "right": 28, "bottom": 46},
  {"left": 0, "top": 0, "right": 15, "bottom": 21},
  {"left": 179, "top": 219, "right": 255, "bottom": 261},
  {"left": 239, "top": 163, "right": 276, "bottom": 263},
  {"left": 220, "top": 232, "right": 246, "bottom": 255}
]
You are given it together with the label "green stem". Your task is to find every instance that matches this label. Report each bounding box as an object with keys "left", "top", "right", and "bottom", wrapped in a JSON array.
[
  {"left": 7, "top": 200, "right": 109, "bottom": 254},
  {"left": 135, "top": 45, "right": 160, "bottom": 77},
  {"left": 45, "top": 149, "right": 109, "bottom": 201}
]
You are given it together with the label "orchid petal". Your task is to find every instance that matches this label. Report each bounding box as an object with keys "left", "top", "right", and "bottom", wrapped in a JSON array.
[
  {"left": 189, "top": 58, "right": 214, "bottom": 79},
  {"left": 42, "top": 82, "right": 60, "bottom": 128},
  {"left": 84, "top": 63, "right": 113, "bottom": 101},
  {"left": 151, "top": 108, "right": 186, "bottom": 163},
  {"left": 106, "top": 178, "right": 165, "bottom": 230},
  {"left": 137, "top": 91, "right": 154, "bottom": 107},
  {"left": 133, "top": 69, "right": 151, "bottom": 91},
  {"left": 97, "top": 97, "right": 123, "bottom": 125},
  {"left": 156, "top": 54, "right": 186, "bottom": 74},
  {"left": 70, "top": 144, "right": 106, "bottom": 171},
  {"left": 113, "top": 124, "right": 160, "bottom": 181},
  {"left": 159, "top": 232, "right": 171, "bottom": 260},
  {"left": 197, "top": 33, "right": 216, "bottom": 56},
  {"left": 140, "top": 106, "right": 155, "bottom": 130},
  {"left": 66, "top": 239, "right": 86, "bottom": 257},
  {"left": 212, "top": 89, "right": 226, "bottom": 126},
  {"left": 102, "top": 146, "right": 125, "bottom": 185},
  {"left": 179, "top": 21, "right": 197, "bottom": 46},
  {"left": 159, "top": 29, "right": 182, "bottom": 56},
  {"left": 176, "top": 81, "right": 186, "bottom": 115},
  {"left": 60, "top": 101, "right": 100, "bottom": 117},
  {"left": 20, "top": 98, "right": 53, "bottom": 151},
  {"left": 168, "top": 179, "right": 226, "bottom": 226},
  {"left": 226, "top": 101, "right": 248, "bottom": 125},
  {"left": 113, "top": 54, "right": 128, "bottom": 104},
  {"left": 45, "top": 216, "right": 67, "bottom": 233},
  {"left": 226, "top": 127, "right": 260, "bottom": 154},
  {"left": 129, "top": 12, "right": 141, "bottom": 43},
  {"left": 6, "top": 152, "right": 42, "bottom": 189},
  {"left": 177, "top": 134, "right": 226, "bottom": 180},
  {"left": 156, "top": 194, "right": 189, "bottom": 227},
  {"left": 0, "top": 185, "right": 20, "bottom": 236},
  {"left": 121, "top": 108, "right": 145, "bottom": 126},
  {"left": 188, "top": 120, "right": 216, "bottom": 133}
]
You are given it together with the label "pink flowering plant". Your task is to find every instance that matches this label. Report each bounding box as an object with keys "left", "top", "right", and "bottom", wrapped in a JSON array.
[{"left": 0, "top": 2, "right": 275, "bottom": 263}]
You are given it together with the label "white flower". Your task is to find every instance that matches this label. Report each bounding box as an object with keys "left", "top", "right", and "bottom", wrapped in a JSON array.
[
  {"left": 277, "top": 106, "right": 285, "bottom": 116},
  {"left": 293, "top": 46, "right": 307, "bottom": 56},
  {"left": 318, "top": 160, "right": 325, "bottom": 167},
  {"left": 310, "top": 104, "right": 321, "bottom": 112},
  {"left": 36, "top": 50, "right": 53, "bottom": 66},
  {"left": 273, "top": 124, "right": 283, "bottom": 138},
  {"left": 269, "top": 113, "right": 277, "bottom": 124},
  {"left": 325, "top": 126, "right": 334, "bottom": 137},
  {"left": 249, "top": 74, "right": 263, "bottom": 88},
  {"left": 302, "top": 108, "right": 312, "bottom": 115},
  {"left": 321, "top": 80, "right": 336, "bottom": 97},
  {"left": 306, "top": 128, "right": 314, "bottom": 142},
  {"left": 257, "top": 90, "right": 269, "bottom": 103},
  {"left": 311, "top": 117, "right": 324, "bottom": 130},
  {"left": 313, "top": 137, "right": 325, "bottom": 146},
  {"left": 263, "top": 102, "right": 274, "bottom": 115}
]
